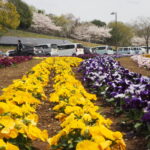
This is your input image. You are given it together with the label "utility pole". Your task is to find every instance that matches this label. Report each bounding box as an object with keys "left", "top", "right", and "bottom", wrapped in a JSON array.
[{"left": 111, "top": 12, "right": 118, "bottom": 54}]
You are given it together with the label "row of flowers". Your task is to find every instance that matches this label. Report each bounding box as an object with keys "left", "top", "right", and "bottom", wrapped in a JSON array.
[
  {"left": 0, "top": 57, "right": 56, "bottom": 149},
  {"left": 79, "top": 56, "right": 150, "bottom": 131},
  {"left": 0, "top": 56, "right": 32, "bottom": 68},
  {"left": 78, "top": 54, "right": 133, "bottom": 60},
  {"left": 131, "top": 55, "right": 150, "bottom": 69},
  {"left": 48, "top": 57, "right": 126, "bottom": 150}
]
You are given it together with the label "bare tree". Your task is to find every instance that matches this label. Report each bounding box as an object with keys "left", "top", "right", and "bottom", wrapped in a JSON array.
[{"left": 134, "top": 17, "right": 150, "bottom": 53}]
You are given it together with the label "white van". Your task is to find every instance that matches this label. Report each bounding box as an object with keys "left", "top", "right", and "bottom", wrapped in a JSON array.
[
  {"left": 92, "top": 46, "right": 114, "bottom": 55},
  {"left": 131, "top": 47, "right": 146, "bottom": 54},
  {"left": 118, "top": 47, "right": 146, "bottom": 55},
  {"left": 117, "top": 47, "right": 135, "bottom": 55},
  {"left": 57, "top": 43, "right": 84, "bottom": 56},
  {"left": 34, "top": 43, "right": 58, "bottom": 56}
]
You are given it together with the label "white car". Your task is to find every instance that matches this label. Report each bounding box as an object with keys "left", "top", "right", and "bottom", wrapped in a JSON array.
[
  {"left": 57, "top": 43, "right": 84, "bottom": 56},
  {"left": 5, "top": 50, "right": 15, "bottom": 56}
]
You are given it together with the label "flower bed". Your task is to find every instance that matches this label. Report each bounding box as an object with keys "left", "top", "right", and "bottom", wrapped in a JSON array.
[
  {"left": 0, "top": 56, "right": 126, "bottom": 150},
  {"left": 48, "top": 57, "right": 125, "bottom": 150},
  {"left": 0, "top": 56, "right": 32, "bottom": 68},
  {"left": 131, "top": 55, "right": 150, "bottom": 69},
  {"left": 79, "top": 56, "right": 150, "bottom": 136},
  {"left": 0, "top": 58, "right": 53, "bottom": 149},
  {"left": 78, "top": 54, "right": 133, "bottom": 60}
]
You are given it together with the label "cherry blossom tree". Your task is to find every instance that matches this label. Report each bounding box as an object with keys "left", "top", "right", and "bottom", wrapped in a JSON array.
[
  {"left": 71, "top": 23, "right": 111, "bottom": 42},
  {"left": 30, "top": 12, "right": 61, "bottom": 34},
  {"left": 131, "top": 36, "right": 145, "bottom": 46}
]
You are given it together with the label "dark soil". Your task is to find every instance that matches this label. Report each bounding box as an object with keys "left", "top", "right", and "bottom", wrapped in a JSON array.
[{"left": 32, "top": 71, "right": 61, "bottom": 150}]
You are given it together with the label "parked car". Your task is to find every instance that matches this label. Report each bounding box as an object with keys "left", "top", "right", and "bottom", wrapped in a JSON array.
[
  {"left": 117, "top": 47, "right": 134, "bottom": 55},
  {"left": 131, "top": 47, "right": 146, "bottom": 54},
  {"left": 92, "top": 46, "right": 114, "bottom": 55},
  {"left": 6, "top": 45, "right": 37, "bottom": 56},
  {"left": 141, "top": 46, "right": 150, "bottom": 54},
  {"left": 0, "top": 51, "right": 5, "bottom": 56},
  {"left": 117, "top": 47, "right": 146, "bottom": 55},
  {"left": 34, "top": 43, "right": 58, "bottom": 56},
  {"left": 83, "top": 46, "right": 93, "bottom": 54},
  {"left": 57, "top": 43, "right": 84, "bottom": 56}
]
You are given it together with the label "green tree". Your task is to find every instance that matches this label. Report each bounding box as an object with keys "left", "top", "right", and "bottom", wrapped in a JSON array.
[
  {"left": 108, "top": 22, "right": 133, "bottom": 47},
  {"left": 0, "top": 1, "right": 20, "bottom": 35},
  {"left": 8, "top": 0, "right": 32, "bottom": 29},
  {"left": 91, "top": 19, "right": 106, "bottom": 27},
  {"left": 52, "top": 14, "right": 78, "bottom": 37}
]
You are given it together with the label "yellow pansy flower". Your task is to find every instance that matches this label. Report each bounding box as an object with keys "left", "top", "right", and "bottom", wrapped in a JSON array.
[{"left": 76, "top": 140, "right": 99, "bottom": 150}]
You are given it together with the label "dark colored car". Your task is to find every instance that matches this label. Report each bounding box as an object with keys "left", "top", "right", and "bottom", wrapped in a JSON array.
[
  {"left": 8, "top": 45, "right": 36, "bottom": 56},
  {"left": 83, "top": 47, "right": 92, "bottom": 54}
]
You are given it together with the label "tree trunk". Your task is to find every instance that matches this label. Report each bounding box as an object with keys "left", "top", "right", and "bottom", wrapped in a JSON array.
[{"left": 146, "top": 39, "right": 149, "bottom": 54}]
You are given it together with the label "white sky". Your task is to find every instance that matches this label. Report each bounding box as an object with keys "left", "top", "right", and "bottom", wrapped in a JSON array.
[{"left": 23, "top": 0, "right": 150, "bottom": 23}]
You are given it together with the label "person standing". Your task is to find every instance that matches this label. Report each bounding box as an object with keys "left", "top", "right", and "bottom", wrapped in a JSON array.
[{"left": 17, "top": 40, "right": 23, "bottom": 54}]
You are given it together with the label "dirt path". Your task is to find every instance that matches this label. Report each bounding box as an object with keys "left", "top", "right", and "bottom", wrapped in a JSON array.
[
  {"left": 32, "top": 71, "right": 61, "bottom": 150},
  {"left": 116, "top": 57, "right": 150, "bottom": 77},
  {"left": 0, "top": 59, "right": 42, "bottom": 94}
]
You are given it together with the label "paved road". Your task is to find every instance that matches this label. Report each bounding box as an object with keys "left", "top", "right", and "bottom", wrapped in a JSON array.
[{"left": 0, "top": 36, "right": 71, "bottom": 46}]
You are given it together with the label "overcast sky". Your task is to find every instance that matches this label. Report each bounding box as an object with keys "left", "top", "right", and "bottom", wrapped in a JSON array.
[{"left": 23, "top": 0, "right": 150, "bottom": 23}]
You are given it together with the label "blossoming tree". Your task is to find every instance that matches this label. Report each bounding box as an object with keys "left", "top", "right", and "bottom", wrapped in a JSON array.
[
  {"left": 30, "top": 12, "right": 61, "bottom": 34},
  {"left": 71, "top": 23, "right": 111, "bottom": 43}
]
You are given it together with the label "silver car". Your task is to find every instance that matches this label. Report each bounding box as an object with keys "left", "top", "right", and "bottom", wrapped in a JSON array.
[{"left": 34, "top": 43, "right": 58, "bottom": 56}]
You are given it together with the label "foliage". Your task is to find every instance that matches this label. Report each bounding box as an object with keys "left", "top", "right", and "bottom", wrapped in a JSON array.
[
  {"left": 108, "top": 22, "right": 133, "bottom": 47},
  {"left": 8, "top": 0, "right": 32, "bottom": 29},
  {"left": 51, "top": 13, "right": 79, "bottom": 37},
  {"left": 91, "top": 19, "right": 106, "bottom": 27},
  {"left": 0, "top": 1, "right": 20, "bottom": 34}
]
